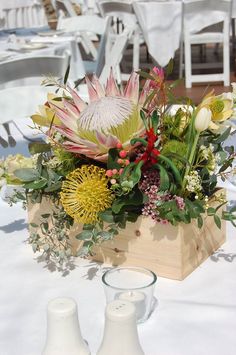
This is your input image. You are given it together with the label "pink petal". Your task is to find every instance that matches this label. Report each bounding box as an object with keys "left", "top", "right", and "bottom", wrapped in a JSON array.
[
  {"left": 55, "top": 126, "right": 81, "bottom": 144},
  {"left": 105, "top": 68, "right": 120, "bottom": 96},
  {"left": 68, "top": 86, "right": 87, "bottom": 111},
  {"left": 95, "top": 131, "right": 108, "bottom": 145},
  {"left": 63, "top": 98, "right": 80, "bottom": 117},
  {"left": 63, "top": 142, "right": 100, "bottom": 155},
  {"left": 51, "top": 104, "right": 78, "bottom": 131},
  {"left": 85, "top": 76, "right": 99, "bottom": 101},
  {"left": 139, "top": 79, "right": 151, "bottom": 106},
  {"left": 105, "top": 134, "right": 119, "bottom": 148},
  {"left": 94, "top": 153, "right": 108, "bottom": 162},
  {"left": 96, "top": 131, "right": 119, "bottom": 148},
  {"left": 124, "top": 71, "right": 139, "bottom": 103},
  {"left": 92, "top": 75, "right": 105, "bottom": 97}
]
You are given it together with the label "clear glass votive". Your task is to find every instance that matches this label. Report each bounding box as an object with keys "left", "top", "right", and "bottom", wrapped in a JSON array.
[{"left": 102, "top": 267, "right": 157, "bottom": 323}]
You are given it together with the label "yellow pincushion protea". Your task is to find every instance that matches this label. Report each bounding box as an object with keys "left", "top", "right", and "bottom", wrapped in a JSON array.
[{"left": 60, "top": 165, "right": 114, "bottom": 224}]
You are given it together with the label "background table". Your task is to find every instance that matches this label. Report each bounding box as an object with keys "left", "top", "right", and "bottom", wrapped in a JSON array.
[
  {"left": 0, "top": 28, "right": 85, "bottom": 84},
  {"left": 134, "top": 0, "right": 236, "bottom": 67},
  {"left": 0, "top": 186, "right": 236, "bottom": 355}
]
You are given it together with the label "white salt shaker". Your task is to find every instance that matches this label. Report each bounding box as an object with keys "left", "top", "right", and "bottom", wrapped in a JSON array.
[
  {"left": 97, "top": 300, "right": 145, "bottom": 355},
  {"left": 42, "top": 297, "right": 90, "bottom": 355}
]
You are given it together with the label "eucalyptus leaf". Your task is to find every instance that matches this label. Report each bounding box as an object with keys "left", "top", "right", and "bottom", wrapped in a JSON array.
[
  {"left": 30, "top": 223, "right": 38, "bottom": 228},
  {"left": 98, "top": 231, "right": 113, "bottom": 240},
  {"left": 44, "top": 181, "right": 62, "bottom": 192},
  {"left": 214, "top": 214, "right": 221, "bottom": 229},
  {"left": 14, "top": 168, "right": 41, "bottom": 182},
  {"left": 83, "top": 224, "right": 95, "bottom": 230},
  {"left": 112, "top": 188, "right": 144, "bottom": 214},
  {"left": 99, "top": 209, "right": 115, "bottom": 223},
  {"left": 213, "top": 126, "right": 231, "bottom": 144},
  {"left": 24, "top": 179, "right": 47, "bottom": 189},
  {"left": 197, "top": 216, "right": 203, "bottom": 228},
  {"left": 76, "top": 230, "right": 92, "bottom": 240},
  {"left": 41, "top": 214, "right": 50, "bottom": 219}
]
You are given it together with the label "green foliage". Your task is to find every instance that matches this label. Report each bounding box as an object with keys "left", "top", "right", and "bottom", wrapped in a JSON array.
[
  {"left": 156, "top": 196, "right": 226, "bottom": 229},
  {"left": 158, "top": 154, "right": 182, "bottom": 186},
  {"left": 161, "top": 140, "right": 188, "bottom": 170},
  {"left": 28, "top": 202, "right": 74, "bottom": 271},
  {"left": 14, "top": 154, "right": 64, "bottom": 193},
  {"left": 107, "top": 148, "right": 121, "bottom": 169}
]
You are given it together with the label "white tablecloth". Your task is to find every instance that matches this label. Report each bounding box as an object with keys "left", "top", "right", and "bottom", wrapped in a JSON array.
[
  {"left": 0, "top": 29, "right": 85, "bottom": 84},
  {"left": 134, "top": 0, "right": 236, "bottom": 67},
  {"left": 0, "top": 187, "right": 236, "bottom": 355}
]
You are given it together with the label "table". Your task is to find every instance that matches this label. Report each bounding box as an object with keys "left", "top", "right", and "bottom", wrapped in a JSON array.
[
  {"left": 0, "top": 186, "right": 236, "bottom": 354},
  {"left": 0, "top": 28, "right": 85, "bottom": 84},
  {"left": 133, "top": 0, "right": 236, "bottom": 67}
]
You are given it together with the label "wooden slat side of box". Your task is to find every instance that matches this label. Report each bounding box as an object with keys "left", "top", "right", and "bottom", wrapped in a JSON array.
[
  {"left": 26, "top": 189, "right": 227, "bottom": 280},
  {"left": 92, "top": 217, "right": 184, "bottom": 280},
  {"left": 180, "top": 210, "right": 226, "bottom": 279}
]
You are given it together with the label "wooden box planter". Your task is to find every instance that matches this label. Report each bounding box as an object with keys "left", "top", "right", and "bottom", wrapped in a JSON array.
[{"left": 27, "top": 191, "right": 226, "bottom": 281}]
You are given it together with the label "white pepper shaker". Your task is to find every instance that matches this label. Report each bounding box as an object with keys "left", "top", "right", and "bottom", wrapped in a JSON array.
[
  {"left": 42, "top": 297, "right": 90, "bottom": 355},
  {"left": 97, "top": 300, "right": 145, "bottom": 355}
]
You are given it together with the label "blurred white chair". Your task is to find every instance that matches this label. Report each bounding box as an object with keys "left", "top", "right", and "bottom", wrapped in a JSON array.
[
  {"left": 83, "top": 0, "right": 99, "bottom": 14},
  {"left": 97, "top": 0, "right": 144, "bottom": 79},
  {"left": 0, "top": 0, "right": 47, "bottom": 29},
  {"left": 55, "top": 0, "right": 78, "bottom": 17},
  {"left": 99, "top": 27, "right": 133, "bottom": 84},
  {"left": 57, "top": 15, "right": 111, "bottom": 77},
  {"left": 0, "top": 54, "right": 70, "bottom": 89},
  {"left": 0, "top": 54, "right": 70, "bottom": 153},
  {"left": 180, "top": 0, "right": 232, "bottom": 88}
]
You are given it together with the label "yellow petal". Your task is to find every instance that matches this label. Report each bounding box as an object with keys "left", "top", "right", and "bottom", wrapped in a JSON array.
[
  {"left": 208, "top": 121, "right": 219, "bottom": 130},
  {"left": 222, "top": 99, "right": 233, "bottom": 111},
  {"left": 47, "top": 93, "right": 63, "bottom": 108},
  {"left": 213, "top": 109, "right": 233, "bottom": 122},
  {"left": 31, "top": 114, "right": 50, "bottom": 127}
]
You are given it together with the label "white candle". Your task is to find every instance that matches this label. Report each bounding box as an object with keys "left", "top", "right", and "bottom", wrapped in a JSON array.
[{"left": 118, "top": 291, "right": 146, "bottom": 320}]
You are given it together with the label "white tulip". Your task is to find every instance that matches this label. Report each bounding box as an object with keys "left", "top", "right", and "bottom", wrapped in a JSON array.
[{"left": 194, "top": 107, "right": 212, "bottom": 132}]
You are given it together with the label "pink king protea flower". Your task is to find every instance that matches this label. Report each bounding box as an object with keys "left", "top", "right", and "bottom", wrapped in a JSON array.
[{"left": 49, "top": 70, "right": 149, "bottom": 162}]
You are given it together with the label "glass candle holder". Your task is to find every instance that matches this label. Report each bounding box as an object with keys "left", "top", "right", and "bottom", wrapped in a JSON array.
[{"left": 102, "top": 267, "right": 157, "bottom": 323}]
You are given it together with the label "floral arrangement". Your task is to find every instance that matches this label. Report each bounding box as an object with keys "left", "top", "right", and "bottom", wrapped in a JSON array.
[{"left": 6, "top": 66, "right": 236, "bottom": 264}]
